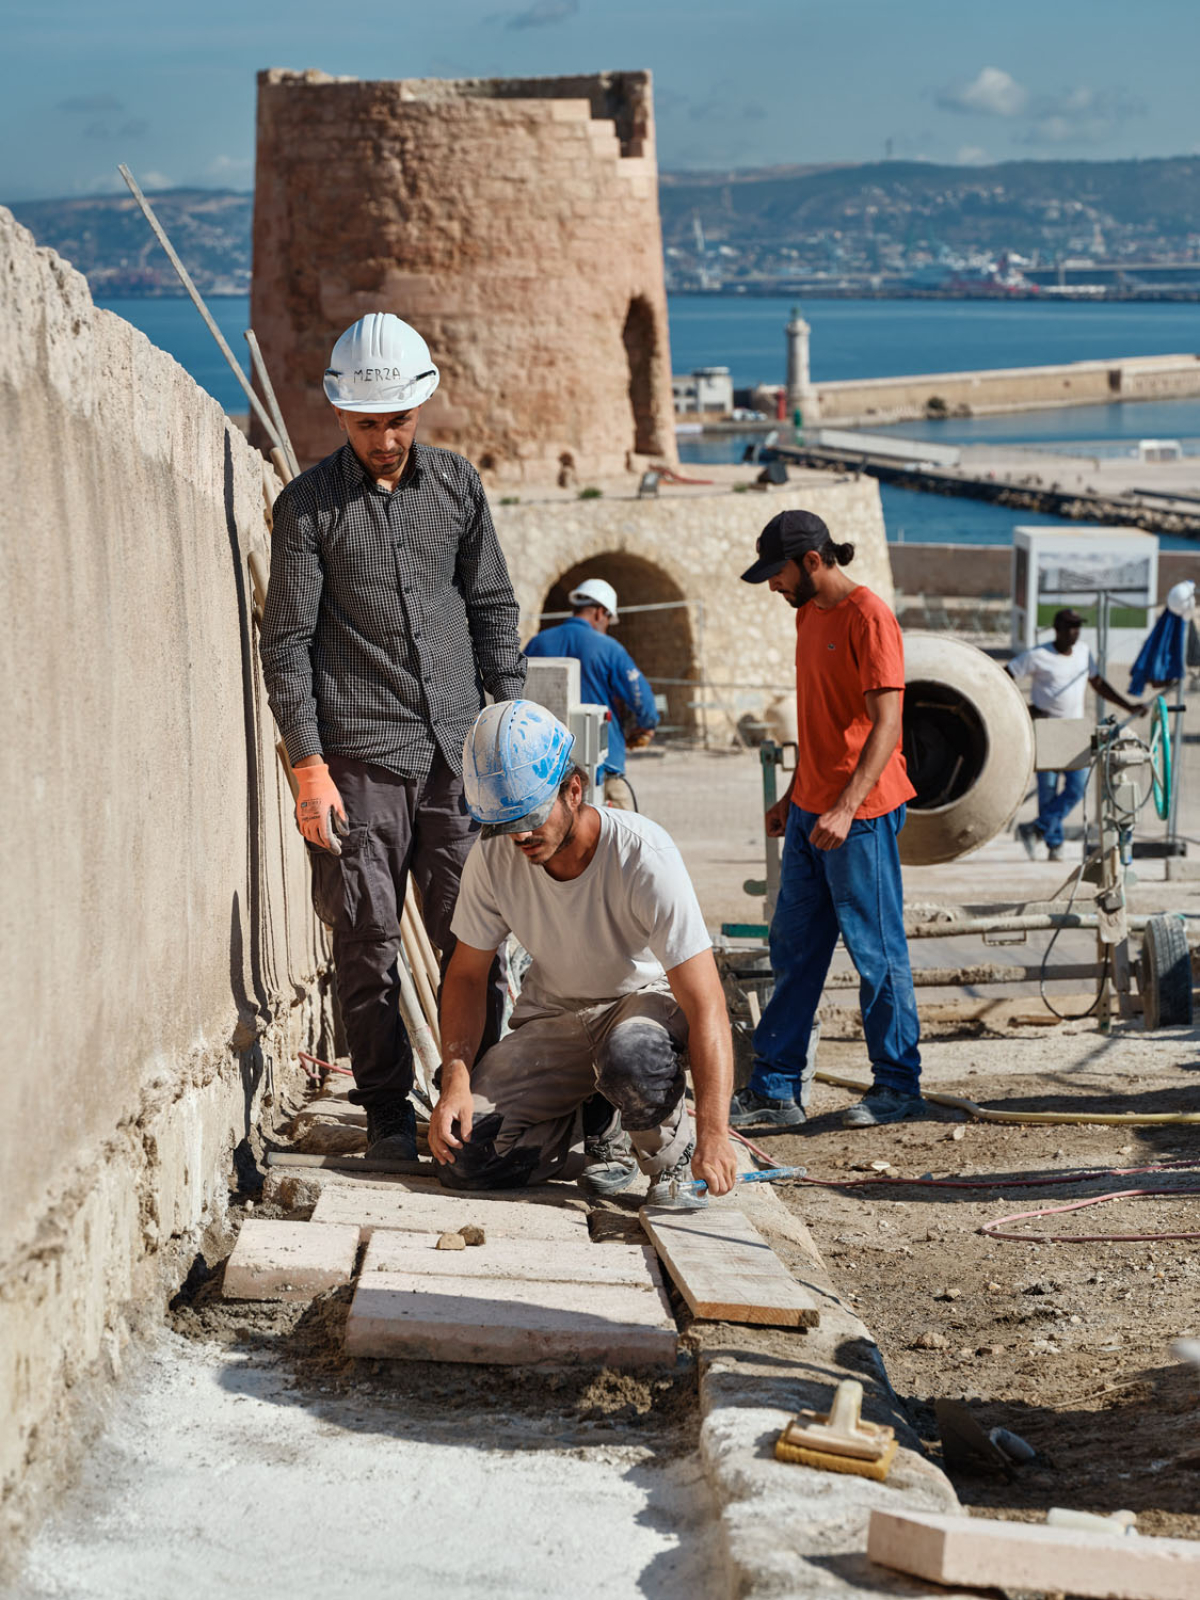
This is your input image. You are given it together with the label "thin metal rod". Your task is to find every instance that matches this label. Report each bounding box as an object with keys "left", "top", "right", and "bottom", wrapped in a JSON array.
[
  {"left": 117, "top": 164, "right": 283, "bottom": 453},
  {"left": 245, "top": 328, "right": 300, "bottom": 480}
]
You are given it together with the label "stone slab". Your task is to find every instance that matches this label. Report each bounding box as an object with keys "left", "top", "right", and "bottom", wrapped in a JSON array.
[
  {"left": 345, "top": 1272, "right": 678, "bottom": 1367},
  {"left": 868, "top": 1509, "right": 1200, "bottom": 1600},
  {"left": 223, "top": 1219, "right": 361, "bottom": 1301},
  {"left": 362, "top": 1232, "right": 665, "bottom": 1288},
  {"left": 311, "top": 1183, "right": 590, "bottom": 1242}
]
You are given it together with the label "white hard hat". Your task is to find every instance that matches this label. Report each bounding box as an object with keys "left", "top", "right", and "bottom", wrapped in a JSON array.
[
  {"left": 569, "top": 578, "right": 619, "bottom": 620},
  {"left": 323, "top": 314, "right": 440, "bottom": 412},
  {"left": 1167, "top": 579, "right": 1196, "bottom": 618}
]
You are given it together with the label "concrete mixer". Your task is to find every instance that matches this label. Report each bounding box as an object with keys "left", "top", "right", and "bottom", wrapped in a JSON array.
[{"left": 724, "top": 633, "right": 1192, "bottom": 1033}]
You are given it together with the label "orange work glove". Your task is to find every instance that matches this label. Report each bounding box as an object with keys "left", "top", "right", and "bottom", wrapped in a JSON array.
[
  {"left": 627, "top": 727, "right": 655, "bottom": 752},
  {"left": 295, "top": 761, "right": 348, "bottom": 854}
]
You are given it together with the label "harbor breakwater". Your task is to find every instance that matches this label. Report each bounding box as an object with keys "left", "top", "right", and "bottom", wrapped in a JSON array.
[{"left": 771, "top": 352, "right": 1200, "bottom": 428}]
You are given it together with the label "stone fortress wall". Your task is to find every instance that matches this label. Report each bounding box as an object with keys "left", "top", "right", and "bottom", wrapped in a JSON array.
[
  {"left": 0, "top": 210, "right": 327, "bottom": 1551},
  {"left": 495, "top": 471, "right": 893, "bottom": 735},
  {"left": 251, "top": 68, "right": 677, "bottom": 482}
]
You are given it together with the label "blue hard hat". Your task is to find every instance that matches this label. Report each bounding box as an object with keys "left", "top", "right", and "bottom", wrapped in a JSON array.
[{"left": 462, "top": 701, "right": 576, "bottom": 837}]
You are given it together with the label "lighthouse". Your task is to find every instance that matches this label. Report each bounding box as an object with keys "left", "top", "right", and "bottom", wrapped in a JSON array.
[{"left": 785, "top": 305, "right": 816, "bottom": 424}]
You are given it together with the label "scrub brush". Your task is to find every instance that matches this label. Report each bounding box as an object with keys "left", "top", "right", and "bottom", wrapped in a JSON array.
[{"left": 775, "top": 1379, "right": 898, "bottom": 1482}]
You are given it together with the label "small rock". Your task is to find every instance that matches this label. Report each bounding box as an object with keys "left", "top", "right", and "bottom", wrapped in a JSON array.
[
  {"left": 957, "top": 1347, "right": 974, "bottom": 1360},
  {"left": 870, "top": 1160, "right": 893, "bottom": 1173},
  {"left": 946, "top": 1126, "right": 966, "bottom": 1142},
  {"left": 935, "top": 1288, "right": 962, "bottom": 1301},
  {"left": 982, "top": 1343, "right": 1005, "bottom": 1356},
  {"left": 1022, "top": 1278, "right": 1061, "bottom": 1297},
  {"left": 461, "top": 1225, "right": 486, "bottom": 1247},
  {"left": 436, "top": 1231, "right": 466, "bottom": 1251},
  {"left": 914, "top": 1330, "right": 949, "bottom": 1350},
  {"left": 1116, "top": 1144, "right": 1134, "bottom": 1158},
  {"left": 986, "top": 1281, "right": 1003, "bottom": 1293}
]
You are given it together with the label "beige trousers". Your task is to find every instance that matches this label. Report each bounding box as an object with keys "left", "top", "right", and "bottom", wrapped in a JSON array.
[
  {"left": 603, "top": 774, "right": 636, "bottom": 810},
  {"left": 437, "top": 983, "right": 691, "bottom": 1190}
]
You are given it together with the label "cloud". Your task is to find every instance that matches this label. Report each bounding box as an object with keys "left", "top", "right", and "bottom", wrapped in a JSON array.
[
  {"left": 206, "top": 154, "right": 253, "bottom": 185},
  {"left": 1016, "top": 86, "right": 1146, "bottom": 147},
  {"left": 936, "top": 67, "right": 1028, "bottom": 119},
  {"left": 956, "top": 145, "right": 992, "bottom": 166},
  {"left": 506, "top": 0, "right": 578, "bottom": 28},
  {"left": 138, "top": 171, "right": 173, "bottom": 191},
  {"left": 58, "top": 92, "right": 124, "bottom": 115}
]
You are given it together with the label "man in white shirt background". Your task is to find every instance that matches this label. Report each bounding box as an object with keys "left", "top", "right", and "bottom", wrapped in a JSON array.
[
  {"left": 1007, "top": 606, "right": 1147, "bottom": 861},
  {"left": 427, "top": 700, "right": 738, "bottom": 1207}
]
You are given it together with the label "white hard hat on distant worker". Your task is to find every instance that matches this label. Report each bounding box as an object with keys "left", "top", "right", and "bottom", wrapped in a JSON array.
[
  {"left": 1167, "top": 579, "right": 1197, "bottom": 618},
  {"left": 323, "top": 313, "right": 440, "bottom": 411},
  {"left": 569, "top": 578, "right": 619, "bottom": 621}
]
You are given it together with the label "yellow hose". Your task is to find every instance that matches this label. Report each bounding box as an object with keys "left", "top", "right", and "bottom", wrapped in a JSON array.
[{"left": 816, "top": 1072, "right": 1200, "bottom": 1127}]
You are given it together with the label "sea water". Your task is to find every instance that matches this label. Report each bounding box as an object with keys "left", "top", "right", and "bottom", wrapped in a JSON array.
[{"left": 98, "top": 293, "right": 1200, "bottom": 547}]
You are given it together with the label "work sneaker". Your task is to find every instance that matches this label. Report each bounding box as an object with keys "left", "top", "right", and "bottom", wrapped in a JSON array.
[
  {"left": 1016, "top": 821, "right": 1042, "bottom": 861},
  {"left": 578, "top": 1130, "right": 639, "bottom": 1198},
  {"left": 645, "top": 1144, "right": 707, "bottom": 1210},
  {"left": 842, "top": 1086, "right": 926, "bottom": 1128},
  {"left": 365, "top": 1098, "right": 418, "bottom": 1161},
  {"left": 729, "top": 1085, "right": 806, "bottom": 1131}
]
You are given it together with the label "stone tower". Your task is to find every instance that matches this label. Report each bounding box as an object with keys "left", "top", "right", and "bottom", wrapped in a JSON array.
[{"left": 251, "top": 69, "right": 678, "bottom": 480}]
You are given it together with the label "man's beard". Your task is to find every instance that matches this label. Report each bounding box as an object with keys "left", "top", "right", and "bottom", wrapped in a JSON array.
[{"left": 788, "top": 570, "right": 817, "bottom": 608}]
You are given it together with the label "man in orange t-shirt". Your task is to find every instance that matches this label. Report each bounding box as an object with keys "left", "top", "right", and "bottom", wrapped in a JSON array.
[{"left": 730, "top": 510, "right": 924, "bottom": 1130}]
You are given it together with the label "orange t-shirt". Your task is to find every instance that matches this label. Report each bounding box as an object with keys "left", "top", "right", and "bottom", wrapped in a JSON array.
[{"left": 790, "top": 585, "right": 915, "bottom": 818}]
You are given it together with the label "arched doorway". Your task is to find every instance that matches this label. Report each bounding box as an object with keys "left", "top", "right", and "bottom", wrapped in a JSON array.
[
  {"left": 622, "top": 297, "right": 661, "bottom": 457},
  {"left": 539, "top": 552, "right": 699, "bottom": 737}
]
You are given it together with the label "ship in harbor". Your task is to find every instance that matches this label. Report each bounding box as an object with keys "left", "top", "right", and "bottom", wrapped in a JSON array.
[{"left": 904, "top": 251, "right": 1038, "bottom": 296}]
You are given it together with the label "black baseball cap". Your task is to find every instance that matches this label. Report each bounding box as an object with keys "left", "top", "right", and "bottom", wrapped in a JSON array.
[
  {"left": 741, "top": 509, "right": 832, "bottom": 584},
  {"left": 1053, "top": 607, "right": 1085, "bottom": 627}
]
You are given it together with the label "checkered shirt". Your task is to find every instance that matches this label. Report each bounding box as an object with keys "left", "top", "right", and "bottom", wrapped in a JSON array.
[{"left": 260, "top": 442, "right": 525, "bottom": 779}]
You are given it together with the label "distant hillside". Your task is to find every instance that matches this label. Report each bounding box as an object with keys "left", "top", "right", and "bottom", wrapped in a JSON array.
[
  {"left": 6, "top": 189, "right": 251, "bottom": 295},
  {"left": 658, "top": 156, "right": 1200, "bottom": 253},
  {"left": 8, "top": 155, "right": 1200, "bottom": 298}
]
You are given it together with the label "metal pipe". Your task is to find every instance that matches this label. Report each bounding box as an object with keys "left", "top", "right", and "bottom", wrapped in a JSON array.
[
  {"left": 245, "top": 329, "right": 300, "bottom": 480},
  {"left": 824, "top": 962, "right": 1103, "bottom": 988},
  {"left": 905, "top": 911, "right": 1191, "bottom": 938},
  {"left": 117, "top": 164, "right": 284, "bottom": 453}
]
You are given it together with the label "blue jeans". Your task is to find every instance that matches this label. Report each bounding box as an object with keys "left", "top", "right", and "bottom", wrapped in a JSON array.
[
  {"left": 1035, "top": 768, "right": 1088, "bottom": 850},
  {"left": 750, "top": 805, "right": 922, "bottom": 1102}
]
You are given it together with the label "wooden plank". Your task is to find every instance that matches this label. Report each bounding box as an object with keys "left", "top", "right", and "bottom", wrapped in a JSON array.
[
  {"left": 362, "top": 1233, "right": 666, "bottom": 1289},
  {"left": 867, "top": 1509, "right": 1200, "bottom": 1600},
  {"left": 345, "top": 1273, "right": 677, "bottom": 1367},
  {"left": 312, "top": 1183, "right": 590, "bottom": 1243},
  {"left": 639, "top": 1205, "right": 819, "bottom": 1327}
]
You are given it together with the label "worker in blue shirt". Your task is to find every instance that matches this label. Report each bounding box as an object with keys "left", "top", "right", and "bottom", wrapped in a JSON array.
[{"left": 525, "top": 578, "right": 659, "bottom": 809}]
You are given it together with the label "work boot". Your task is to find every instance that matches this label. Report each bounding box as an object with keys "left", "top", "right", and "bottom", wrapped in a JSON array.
[
  {"left": 645, "top": 1143, "right": 707, "bottom": 1210},
  {"left": 365, "top": 1097, "right": 418, "bottom": 1161},
  {"left": 842, "top": 1086, "right": 926, "bottom": 1128},
  {"left": 1047, "top": 845, "right": 1064, "bottom": 862},
  {"left": 578, "top": 1129, "right": 639, "bottom": 1198},
  {"left": 1016, "top": 821, "right": 1042, "bottom": 860},
  {"left": 729, "top": 1085, "right": 806, "bottom": 1131}
]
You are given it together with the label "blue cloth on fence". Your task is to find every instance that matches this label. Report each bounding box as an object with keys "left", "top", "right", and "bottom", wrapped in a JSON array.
[{"left": 1129, "top": 610, "right": 1185, "bottom": 696}]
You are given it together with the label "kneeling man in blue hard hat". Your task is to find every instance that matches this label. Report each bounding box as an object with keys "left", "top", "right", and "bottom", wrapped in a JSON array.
[{"left": 427, "top": 701, "right": 739, "bottom": 1205}]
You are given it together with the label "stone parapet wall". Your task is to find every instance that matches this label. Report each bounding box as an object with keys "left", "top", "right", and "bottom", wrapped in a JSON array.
[
  {"left": 495, "top": 471, "right": 892, "bottom": 733},
  {"left": 0, "top": 210, "right": 327, "bottom": 1552},
  {"left": 252, "top": 69, "right": 676, "bottom": 482}
]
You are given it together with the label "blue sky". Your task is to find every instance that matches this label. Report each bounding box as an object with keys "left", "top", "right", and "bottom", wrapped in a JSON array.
[{"left": 3, "top": 0, "right": 1198, "bottom": 200}]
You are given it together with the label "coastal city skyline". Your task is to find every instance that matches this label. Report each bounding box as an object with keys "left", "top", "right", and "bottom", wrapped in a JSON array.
[{"left": 3, "top": 0, "right": 1200, "bottom": 202}]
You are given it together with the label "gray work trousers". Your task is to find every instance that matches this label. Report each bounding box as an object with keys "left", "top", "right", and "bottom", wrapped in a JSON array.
[
  {"left": 437, "top": 983, "right": 691, "bottom": 1191},
  {"left": 308, "top": 754, "right": 505, "bottom": 1108}
]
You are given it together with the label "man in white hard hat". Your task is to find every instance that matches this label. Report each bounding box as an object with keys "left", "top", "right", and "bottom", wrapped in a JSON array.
[
  {"left": 524, "top": 576, "right": 659, "bottom": 810},
  {"left": 427, "top": 701, "right": 738, "bottom": 1206},
  {"left": 261, "top": 313, "right": 525, "bottom": 1162}
]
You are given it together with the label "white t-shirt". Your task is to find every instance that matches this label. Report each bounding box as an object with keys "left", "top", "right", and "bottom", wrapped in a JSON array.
[
  {"left": 451, "top": 807, "right": 713, "bottom": 1008},
  {"left": 1008, "top": 640, "right": 1098, "bottom": 719}
]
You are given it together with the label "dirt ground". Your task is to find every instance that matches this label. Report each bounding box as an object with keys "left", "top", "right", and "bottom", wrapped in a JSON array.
[{"left": 765, "top": 1020, "right": 1200, "bottom": 1539}]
